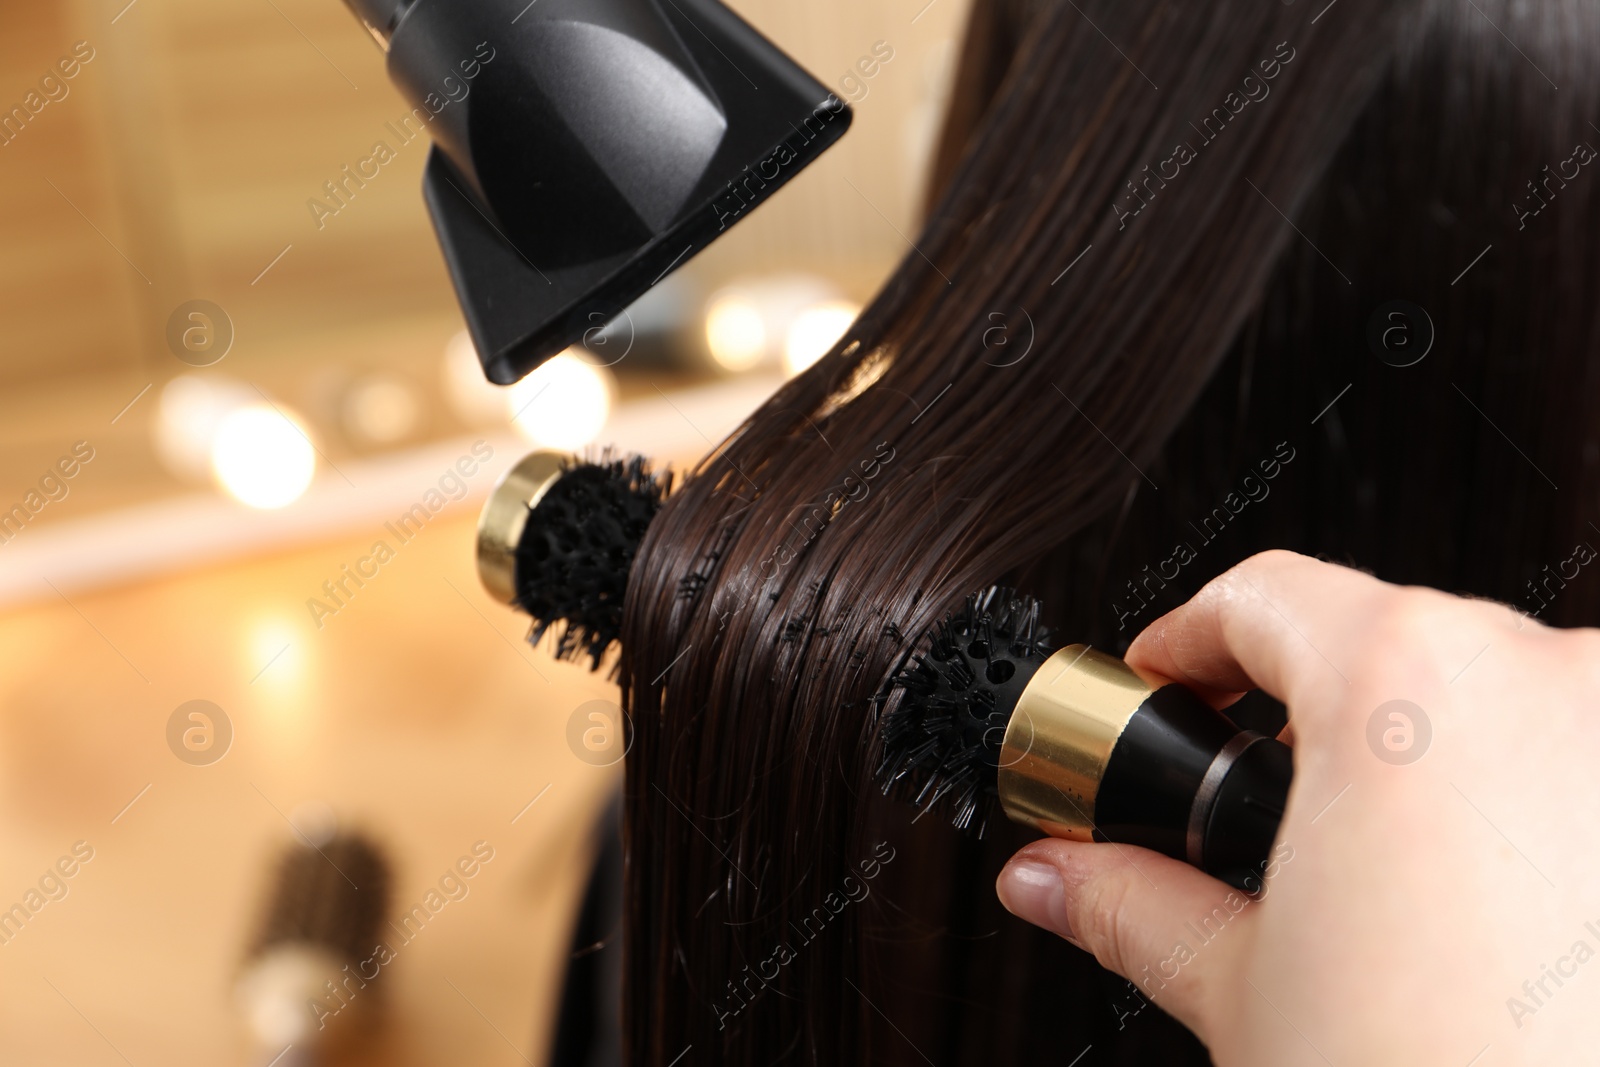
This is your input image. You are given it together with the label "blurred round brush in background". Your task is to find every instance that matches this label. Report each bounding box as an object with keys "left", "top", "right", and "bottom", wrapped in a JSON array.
[{"left": 235, "top": 833, "right": 391, "bottom": 1066}]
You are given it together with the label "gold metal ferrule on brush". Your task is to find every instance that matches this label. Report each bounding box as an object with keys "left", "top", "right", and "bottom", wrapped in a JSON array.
[
  {"left": 475, "top": 449, "right": 566, "bottom": 605},
  {"left": 996, "top": 645, "right": 1153, "bottom": 840},
  {"left": 996, "top": 644, "right": 1292, "bottom": 891}
]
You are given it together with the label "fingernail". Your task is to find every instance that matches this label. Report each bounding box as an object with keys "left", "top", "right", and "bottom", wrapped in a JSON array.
[{"left": 997, "top": 859, "right": 1075, "bottom": 942}]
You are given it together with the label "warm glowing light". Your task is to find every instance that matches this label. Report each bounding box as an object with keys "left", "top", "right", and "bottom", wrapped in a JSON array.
[
  {"left": 704, "top": 276, "right": 847, "bottom": 374},
  {"left": 704, "top": 297, "right": 768, "bottom": 371},
  {"left": 507, "top": 351, "right": 614, "bottom": 449},
  {"left": 154, "top": 374, "right": 255, "bottom": 481},
  {"left": 249, "top": 617, "right": 300, "bottom": 680},
  {"left": 784, "top": 301, "right": 860, "bottom": 376},
  {"left": 211, "top": 405, "right": 317, "bottom": 509}
]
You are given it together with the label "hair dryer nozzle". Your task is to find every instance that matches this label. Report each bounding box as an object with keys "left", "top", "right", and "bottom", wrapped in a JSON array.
[{"left": 350, "top": 0, "right": 851, "bottom": 385}]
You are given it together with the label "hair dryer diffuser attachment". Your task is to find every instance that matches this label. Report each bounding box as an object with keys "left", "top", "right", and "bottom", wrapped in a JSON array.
[{"left": 477, "top": 450, "right": 669, "bottom": 668}]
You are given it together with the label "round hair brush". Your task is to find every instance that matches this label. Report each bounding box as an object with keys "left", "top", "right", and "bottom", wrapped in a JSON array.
[
  {"left": 878, "top": 588, "right": 1054, "bottom": 833},
  {"left": 879, "top": 588, "right": 1292, "bottom": 892},
  {"left": 477, "top": 449, "right": 671, "bottom": 669},
  {"left": 235, "top": 833, "right": 392, "bottom": 1065}
]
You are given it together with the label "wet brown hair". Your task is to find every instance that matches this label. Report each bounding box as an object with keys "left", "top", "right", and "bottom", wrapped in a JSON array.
[{"left": 618, "top": 0, "right": 1600, "bottom": 1062}]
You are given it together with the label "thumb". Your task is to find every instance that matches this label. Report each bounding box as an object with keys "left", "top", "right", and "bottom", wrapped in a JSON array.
[{"left": 996, "top": 838, "right": 1251, "bottom": 1038}]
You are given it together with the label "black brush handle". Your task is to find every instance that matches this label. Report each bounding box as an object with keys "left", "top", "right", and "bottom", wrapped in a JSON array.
[
  {"left": 1094, "top": 685, "right": 1292, "bottom": 892},
  {"left": 1199, "top": 732, "right": 1292, "bottom": 889}
]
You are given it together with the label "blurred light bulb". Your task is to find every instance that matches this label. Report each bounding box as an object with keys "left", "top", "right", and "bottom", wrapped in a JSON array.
[
  {"left": 784, "top": 301, "right": 860, "bottom": 376},
  {"left": 154, "top": 374, "right": 255, "bottom": 481},
  {"left": 249, "top": 616, "right": 301, "bottom": 687},
  {"left": 442, "top": 330, "right": 507, "bottom": 425},
  {"left": 704, "top": 297, "right": 767, "bottom": 371},
  {"left": 507, "top": 351, "right": 614, "bottom": 449},
  {"left": 211, "top": 404, "right": 317, "bottom": 509}
]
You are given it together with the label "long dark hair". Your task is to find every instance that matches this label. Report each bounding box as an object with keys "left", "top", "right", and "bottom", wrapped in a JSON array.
[{"left": 618, "top": 0, "right": 1600, "bottom": 1062}]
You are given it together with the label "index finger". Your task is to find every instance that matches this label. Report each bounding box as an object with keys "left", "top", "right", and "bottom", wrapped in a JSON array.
[{"left": 1123, "top": 550, "right": 1386, "bottom": 711}]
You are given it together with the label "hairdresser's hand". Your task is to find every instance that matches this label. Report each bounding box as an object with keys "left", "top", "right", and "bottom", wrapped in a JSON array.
[{"left": 995, "top": 550, "right": 1600, "bottom": 1065}]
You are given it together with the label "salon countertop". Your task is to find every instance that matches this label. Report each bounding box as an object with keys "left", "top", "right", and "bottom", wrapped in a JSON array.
[{"left": 0, "top": 506, "right": 616, "bottom": 1066}]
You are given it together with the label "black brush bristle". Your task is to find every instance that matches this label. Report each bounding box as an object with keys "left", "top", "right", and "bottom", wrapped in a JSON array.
[
  {"left": 512, "top": 453, "right": 670, "bottom": 670},
  {"left": 877, "top": 588, "right": 1055, "bottom": 834}
]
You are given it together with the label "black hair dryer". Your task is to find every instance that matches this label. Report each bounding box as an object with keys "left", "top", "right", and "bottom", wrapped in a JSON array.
[{"left": 342, "top": 0, "right": 852, "bottom": 385}]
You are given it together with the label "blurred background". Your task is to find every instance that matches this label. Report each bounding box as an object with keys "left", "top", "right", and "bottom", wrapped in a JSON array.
[{"left": 0, "top": 0, "right": 965, "bottom": 1062}]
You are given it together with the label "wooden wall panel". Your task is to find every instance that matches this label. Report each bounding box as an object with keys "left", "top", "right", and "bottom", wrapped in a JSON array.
[{"left": 0, "top": 5, "right": 146, "bottom": 384}]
